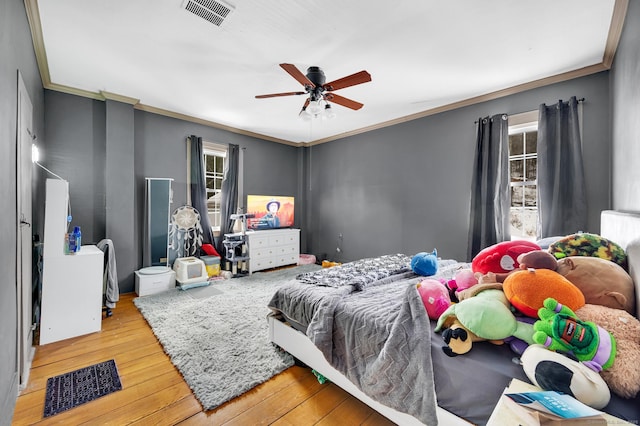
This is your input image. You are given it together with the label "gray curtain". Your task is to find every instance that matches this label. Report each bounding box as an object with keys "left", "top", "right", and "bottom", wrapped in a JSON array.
[
  {"left": 467, "top": 114, "right": 510, "bottom": 261},
  {"left": 537, "top": 96, "right": 587, "bottom": 238},
  {"left": 188, "top": 135, "right": 214, "bottom": 246},
  {"left": 216, "top": 143, "right": 239, "bottom": 258}
]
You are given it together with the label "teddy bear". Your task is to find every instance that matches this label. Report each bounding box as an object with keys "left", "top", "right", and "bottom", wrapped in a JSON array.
[{"left": 575, "top": 304, "right": 640, "bottom": 399}]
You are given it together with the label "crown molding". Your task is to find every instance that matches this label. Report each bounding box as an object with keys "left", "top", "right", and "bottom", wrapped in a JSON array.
[
  {"left": 24, "top": 0, "right": 50, "bottom": 87},
  {"left": 603, "top": 0, "right": 628, "bottom": 68},
  {"left": 24, "top": 0, "right": 628, "bottom": 147},
  {"left": 134, "top": 104, "right": 300, "bottom": 147},
  {"left": 310, "top": 63, "right": 608, "bottom": 146},
  {"left": 100, "top": 91, "right": 140, "bottom": 105}
]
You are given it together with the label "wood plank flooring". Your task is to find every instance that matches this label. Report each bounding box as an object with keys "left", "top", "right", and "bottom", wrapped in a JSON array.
[{"left": 12, "top": 292, "right": 395, "bottom": 425}]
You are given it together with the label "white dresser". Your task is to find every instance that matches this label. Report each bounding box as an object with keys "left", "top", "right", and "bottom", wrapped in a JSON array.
[{"left": 245, "top": 229, "right": 300, "bottom": 273}]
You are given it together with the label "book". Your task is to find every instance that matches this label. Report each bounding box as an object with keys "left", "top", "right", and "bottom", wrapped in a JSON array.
[{"left": 503, "top": 390, "right": 606, "bottom": 426}]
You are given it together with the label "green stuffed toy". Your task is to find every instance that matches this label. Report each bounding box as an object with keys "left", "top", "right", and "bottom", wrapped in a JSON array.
[
  {"left": 434, "top": 287, "right": 536, "bottom": 356},
  {"left": 533, "top": 298, "right": 617, "bottom": 372}
]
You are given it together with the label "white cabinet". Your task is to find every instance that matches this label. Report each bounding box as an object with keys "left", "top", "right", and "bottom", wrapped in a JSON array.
[
  {"left": 39, "top": 179, "right": 104, "bottom": 345},
  {"left": 245, "top": 229, "right": 300, "bottom": 274}
]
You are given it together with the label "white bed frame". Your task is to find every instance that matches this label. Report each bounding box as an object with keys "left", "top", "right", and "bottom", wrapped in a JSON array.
[{"left": 268, "top": 210, "right": 640, "bottom": 425}]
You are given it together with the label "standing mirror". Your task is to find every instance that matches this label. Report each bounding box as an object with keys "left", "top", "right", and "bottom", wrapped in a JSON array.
[{"left": 143, "top": 178, "right": 173, "bottom": 267}]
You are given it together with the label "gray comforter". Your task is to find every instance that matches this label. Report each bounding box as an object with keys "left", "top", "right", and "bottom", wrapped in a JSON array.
[{"left": 269, "top": 258, "right": 469, "bottom": 425}]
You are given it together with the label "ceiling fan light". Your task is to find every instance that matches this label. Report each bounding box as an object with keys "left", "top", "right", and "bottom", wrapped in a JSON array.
[
  {"left": 298, "top": 108, "right": 312, "bottom": 121},
  {"left": 323, "top": 104, "right": 336, "bottom": 120},
  {"left": 308, "top": 100, "right": 322, "bottom": 115}
]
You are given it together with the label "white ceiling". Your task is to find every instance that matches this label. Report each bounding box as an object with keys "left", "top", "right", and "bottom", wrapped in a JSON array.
[{"left": 31, "top": 0, "right": 620, "bottom": 144}]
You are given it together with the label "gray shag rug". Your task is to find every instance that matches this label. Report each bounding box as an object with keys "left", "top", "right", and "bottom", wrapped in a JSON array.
[{"left": 134, "top": 264, "right": 320, "bottom": 411}]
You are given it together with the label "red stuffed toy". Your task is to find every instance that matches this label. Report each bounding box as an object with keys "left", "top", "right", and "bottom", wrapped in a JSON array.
[{"left": 472, "top": 240, "right": 541, "bottom": 275}]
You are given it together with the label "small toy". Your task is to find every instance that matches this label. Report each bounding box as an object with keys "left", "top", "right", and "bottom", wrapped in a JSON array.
[
  {"left": 503, "top": 268, "right": 585, "bottom": 318},
  {"left": 322, "top": 260, "right": 342, "bottom": 268},
  {"left": 434, "top": 288, "right": 536, "bottom": 356},
  {"left": 411, "top": 249, "right": 438, "bottom": 276},
  {"left": 444, "top": 269, "right": 477, "bottom": 302},
  {"left": 417, "top": 278, "right": 452, "bottom": 320},
  {"left": 471, "top": 240, "right": 541, "bottom": 275},
  {"left": 576, "top": 304, "right": 640, "bottom": 399},
  {"left": 533, "top": 298, "right": 616, "bottom": 372}
]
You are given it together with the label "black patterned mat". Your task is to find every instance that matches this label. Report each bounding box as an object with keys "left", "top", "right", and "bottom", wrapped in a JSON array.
[{"left": 43, "top": 359, "right": 122, "bottom": 417}]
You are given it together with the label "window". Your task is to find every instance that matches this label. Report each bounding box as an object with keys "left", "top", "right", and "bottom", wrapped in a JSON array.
[
  {"left": 508, "top": 112, "right": 538, "bottom": 240},
  {"left": 203, "top": 143, "right": 227, "bottom": 234}
]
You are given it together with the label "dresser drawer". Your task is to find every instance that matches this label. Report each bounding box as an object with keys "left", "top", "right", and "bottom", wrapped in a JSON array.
[
  {"left": 250, "top": 256, "right": 277, "bottom": 271},
  {"left": 252, "top": 247, "right": 275, "bottom": 260},
  {"left": 248, "top": 235, "right": 269, "bottom": 249},
  {"left": 274, "top": 244, "right": 297, "bottom": 256}
]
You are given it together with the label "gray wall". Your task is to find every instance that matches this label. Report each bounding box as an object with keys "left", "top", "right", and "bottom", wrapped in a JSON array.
[
  {"left": 306, "top": 72, "right": 612, "bottom": 263},
  {"left": 40, "top": 101, "right": 303, "bottom": 294},
  {"left": 43, "top": 92, "right": 106, "bottom": 242},
  {"left": 611, "top": 0, "right": 640, "bottom": 210},
  {"left": 0, "top": 0, "right": 45, "bottom": 423}
]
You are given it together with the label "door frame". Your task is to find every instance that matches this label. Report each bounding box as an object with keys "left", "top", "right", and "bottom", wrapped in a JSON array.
[{"left": 16, "top": 70, "right": 34, "bottom": 390}]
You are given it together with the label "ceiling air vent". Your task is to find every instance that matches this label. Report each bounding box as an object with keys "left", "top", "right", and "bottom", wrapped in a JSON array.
[{"left": 182, "top": 0, "right": 234, "bottom": 27}]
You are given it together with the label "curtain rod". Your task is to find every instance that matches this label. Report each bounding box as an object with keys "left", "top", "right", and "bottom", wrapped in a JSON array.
[{"left": 474, "top": 97, "right": 586, "bottom": 124}]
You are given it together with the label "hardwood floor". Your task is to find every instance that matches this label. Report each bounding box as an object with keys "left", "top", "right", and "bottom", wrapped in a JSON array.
[{"left": 12, "top": 293, "right": 395, "bottom": 425}]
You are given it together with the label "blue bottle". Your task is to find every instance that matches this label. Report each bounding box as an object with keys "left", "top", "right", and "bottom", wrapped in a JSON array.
[{"left": 73, "top": 226, "right": 82, "bottom": 252}]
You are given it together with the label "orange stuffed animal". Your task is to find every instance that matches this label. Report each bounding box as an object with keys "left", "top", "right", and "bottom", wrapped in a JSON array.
[{"left": 503, "top": 268, "right": 585, "bottom": 318}]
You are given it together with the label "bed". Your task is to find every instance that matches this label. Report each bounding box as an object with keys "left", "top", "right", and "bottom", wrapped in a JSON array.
[{"left": 267, "top": 210, "right": 640, "bottom": 425}]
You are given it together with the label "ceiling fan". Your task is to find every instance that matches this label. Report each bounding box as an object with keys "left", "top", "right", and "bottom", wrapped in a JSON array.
[{"left": 255, "top": 63, "right": 371, "bottom": 118}]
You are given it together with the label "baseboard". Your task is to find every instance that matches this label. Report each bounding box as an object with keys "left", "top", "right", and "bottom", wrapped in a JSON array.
[{"left": 0, "top": 372, "right": 18, "bottom": 426}]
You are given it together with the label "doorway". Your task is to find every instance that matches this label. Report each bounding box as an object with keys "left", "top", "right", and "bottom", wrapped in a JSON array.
[{"left": 17, "top": 71, "right": 34, "bottom": 389}]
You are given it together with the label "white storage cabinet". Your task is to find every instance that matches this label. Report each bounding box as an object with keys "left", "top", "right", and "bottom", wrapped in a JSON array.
[
  {"left": 39, "top": 179, "right": 104, "bottom": 345},
  {"left": 246, "top": 229, "right": 300, "bottom": 274}
]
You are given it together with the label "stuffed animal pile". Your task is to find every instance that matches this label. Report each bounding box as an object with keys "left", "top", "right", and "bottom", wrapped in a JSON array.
[{"left": 419, "top": 235, "right": 640, "bottom": 407}]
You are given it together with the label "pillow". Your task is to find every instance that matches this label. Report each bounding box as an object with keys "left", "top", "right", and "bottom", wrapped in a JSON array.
[
  {"left": 556, "top": 256, "right": 635, "bottom": 315},
  {"left": 548, "top": 232, "right": 627, "bottom": 269}
]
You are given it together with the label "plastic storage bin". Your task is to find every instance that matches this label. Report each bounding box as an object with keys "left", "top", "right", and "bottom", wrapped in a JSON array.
[
  {"left": 135, "top": 266, "right": 176, "bottom": 296},
  {"left": 202, "top": 255, "right": 221, "bottom": 277}
]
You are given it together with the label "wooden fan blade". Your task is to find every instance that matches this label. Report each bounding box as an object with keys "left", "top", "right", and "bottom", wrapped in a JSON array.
[
  {"left": 302, "top": 98, "right": 310, "bottom": 108},
  {"left": 324, "top": 93, "right": 364, "bottom": 110},
  {"left": 255, "top": 91, "right": 306, "bottom": 99},
  {"left": 280, "top": 63, "right": 316, "bottom": 88},
  {"left": 323, "top": 70, "right": 371, "bottom": 91}
]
